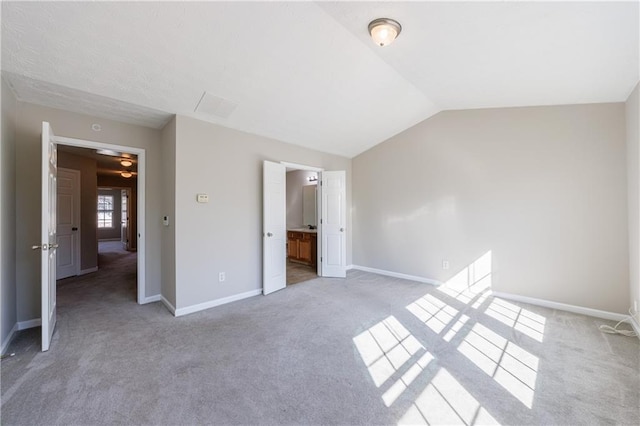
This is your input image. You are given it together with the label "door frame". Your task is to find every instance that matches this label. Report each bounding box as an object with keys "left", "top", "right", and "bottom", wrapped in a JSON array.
[
  {"left": 57, "top": 167, "right": 81, "bottom": 278},
  {"left": 53, "top": 135, "right": 147, "bottom": 305},
  {"left": 280, "top": 161, "right": 324, "bottom": 276}
]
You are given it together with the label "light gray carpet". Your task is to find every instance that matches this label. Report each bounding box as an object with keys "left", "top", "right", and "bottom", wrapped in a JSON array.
[{"left": 1, "top": 243, "right": 638, "bottom": 425}]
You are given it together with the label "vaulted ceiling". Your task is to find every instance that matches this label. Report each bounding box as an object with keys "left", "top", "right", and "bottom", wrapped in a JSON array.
[{"left": 2, "top": 1, "right": 638, "bottom": 158}]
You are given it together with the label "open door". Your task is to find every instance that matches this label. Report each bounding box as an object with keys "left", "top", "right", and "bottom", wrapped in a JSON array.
[
  {"left": 33, "top": 122, "right": 58, "bottom": 351},
  {"left": 263, "top": 161, "right": 286, "bottom": 294},
  {"left": 320, "top": 171, "right": 346, "bottom": 278}
]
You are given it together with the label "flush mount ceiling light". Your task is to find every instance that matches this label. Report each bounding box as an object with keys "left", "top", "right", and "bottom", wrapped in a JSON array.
[
  {"left": 120, "top": 159, "right": 133, "bottom": 167},
  {"left": 368, "top": 18, "right": 402, "bottom": 47},
  {"left": 121, "top": 171, "right": 132, "bottom": 178}
]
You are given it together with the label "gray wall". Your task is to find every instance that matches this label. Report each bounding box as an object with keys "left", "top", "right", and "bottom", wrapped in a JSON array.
[
  {"left": 58, "top": 152, "right": 98, "bottom": 270},
  {"left": 161, "top": 117, "right": 176, "bottom": 308},
  {"left": 97, "top": 188, "right": 121, "bottom": 241},
  {"left": 172, "top": 115, "right": 351, "bottom": 310},
  {"left": 15, "top": 102, "right": 163, "bottom": 322},
  {"left": 1, "top": 78, "right": 18, "bottom": 352},
  {"left": 627, "top": 83, "right": 640, "bottom": 323},
  {"left": 286, "top": 170, "right": 317, "bottom": 229},
  {"left": 353, "top": 103, "right": 629, "bottom": 314}
]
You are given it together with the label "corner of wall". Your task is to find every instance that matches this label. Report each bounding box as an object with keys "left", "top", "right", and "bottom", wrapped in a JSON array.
[
  {"left": 626, "top": 82, "right": 640, "bottom": 324},
  {"left": 1, "top": 77, "right": 18, "bottom": 351}
]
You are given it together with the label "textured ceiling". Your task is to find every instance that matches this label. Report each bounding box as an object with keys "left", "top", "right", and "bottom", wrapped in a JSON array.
[
  {"left": 58, "top": 145, "right": 138, "bottom": 178},
  {"left": 2, "top": 1, "right": 638, "bottom": 158}
]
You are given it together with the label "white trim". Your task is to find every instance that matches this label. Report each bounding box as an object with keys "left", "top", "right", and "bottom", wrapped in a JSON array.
[
  {"left": 18, "top": 318, "right": 41, "bottom": 330},
  {"left": 79, "top": 266, "right": 98, "bottom": 275},
  {"left": 161, "top": 296, "right": 176, "bottom": 315},
  {"left": 346, "top": 264, "right": 354, "bottom": 270},
  {"left": 175, "top": 289, "right": 262, "bottom": 317},
  {"left": 143, "top": 294, "right": 161, "bottom": 304},
  {"left": 350, "top": 265, "right": 443, "bottom": 286},
  {"left": 280, "top": 161, "right": 324, "bottom": 173},
  {"left": 1, "top": 323, "right": 18, "bottom": 355},
  {"left": 492, "top": 291, "right": 628, "bottom": 321},
  {"left": 53, "top": 135, "right": 146, "bottom": 305}
]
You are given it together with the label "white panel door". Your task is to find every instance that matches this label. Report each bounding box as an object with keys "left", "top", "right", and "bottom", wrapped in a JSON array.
[
  {"left": 263, "top": 161, "right": 286, "bottom": 295},
  {"left": 35, "top": 121, "right": 58, "bottom": 351},
  {"left": 321, "top": 171, "right": 346, "bottom": 278},
  {"left": 56, "top": 168, "right": 80, "bottom": 279}
]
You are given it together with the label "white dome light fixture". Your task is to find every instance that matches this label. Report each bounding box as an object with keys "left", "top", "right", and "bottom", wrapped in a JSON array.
[
  {"left": 121, "top": 171, "right": 133, "bottom": 178},
  {"left": 120, "top": 159, "right": 133, "bottom": 167},
  {"left": 368, "top": 18, "right": 402, "bottom": 47}
]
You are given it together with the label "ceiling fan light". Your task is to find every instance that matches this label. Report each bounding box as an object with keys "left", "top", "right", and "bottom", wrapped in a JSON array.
[
  {"left": 120, "top": 159, "right": 133, "bottom": 167},
  {"left": 121, "top": 171, "right": 132, "bottom": 178},
  {"left": 368, "top": 18, "right": 402, "bottom": 47}
]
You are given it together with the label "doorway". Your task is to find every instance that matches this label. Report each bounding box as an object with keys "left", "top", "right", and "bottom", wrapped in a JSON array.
[
  {"left": 53, "top": 135, "right": 146, "bottom": 304},
  {"left": 285, "top": 168, "right": 319, "bottom": 285},
  {"left": 262, "top": 160, "right": 346, "bottom": 295}
]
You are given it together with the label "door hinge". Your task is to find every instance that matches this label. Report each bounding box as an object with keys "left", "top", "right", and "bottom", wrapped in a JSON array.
[
  {"left": 321, "top": 257, "right": 323, "bottom": 262},
  {"left": 320, "top": 219, "right": 323, "bottom": 224}
]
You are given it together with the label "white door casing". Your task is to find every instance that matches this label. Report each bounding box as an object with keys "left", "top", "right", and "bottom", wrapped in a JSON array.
[
  {"left": 320, "top": 171, "right": 347, "bottom": 278},
  {"left": 38, "top": 121, "right": 58, "bottom": 351},
  {"left": 56, "top": 168, "right": 80, "bottom": 279},
  {"left": 263, "top": 160, "right": 286, "bottom": 295}
]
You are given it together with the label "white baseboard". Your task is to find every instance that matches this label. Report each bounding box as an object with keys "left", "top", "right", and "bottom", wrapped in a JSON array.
[
  {"left": 161, "top": 296, "right": 176, "bottom": 315},
  {"left": 99, "top": 238, "right": 121, "bottom": 242},
  {"left": 1, "top": 323, "right": 18, "bottom": 355},
  {"left": 142, "top": 294, "right": 161, "bottom": 304},
  {"left": 174, "top": 289, "right": 262, "bottom": 317},
  {"left": 492, "top": 291, "right": 628, "bottom": 322},
  {"left": 346, "top": 264, "right": 354, "bottom": 271},
  {"left": 350, "top": 264, "right": 443, "bottom": 286},
  {"left": 79, "top": 266, "right": 98, "bottom": 275},
  {"left": 18, "top": 318, "right": 41, "bottom": 330}
]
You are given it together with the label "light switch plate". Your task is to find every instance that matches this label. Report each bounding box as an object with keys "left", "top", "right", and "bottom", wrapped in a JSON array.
[{"left": 196, "top": 193, "right": 209, "bottom": 203}]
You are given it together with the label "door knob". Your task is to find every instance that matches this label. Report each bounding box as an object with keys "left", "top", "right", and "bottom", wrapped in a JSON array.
[
  {"left": 340, "top": 228, "right": 344, "bottom": 232},
  {"left": 72, "top": 227, "right": 78, "bottom": 231},
  {"left": 31, "top": 244, "right": 48, "bottom": 250},
  {"left": 50, "top": 243, "right": 59, "bottom": 249},
  {"left": 266, "top": 232, "right": 273, "bottom": 237}
]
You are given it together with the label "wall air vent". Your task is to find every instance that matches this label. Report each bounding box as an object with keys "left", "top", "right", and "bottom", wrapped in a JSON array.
[{"left": 194, "top": 91, "right": 238, "bottom": 119}]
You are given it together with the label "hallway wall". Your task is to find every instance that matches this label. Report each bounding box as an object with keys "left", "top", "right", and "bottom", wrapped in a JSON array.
[
  {"left": 1, "top": 78, "right": 18, "bottom": 353},
  {"left": 58, "top": 151, "right": 98, "bottom": 271}
]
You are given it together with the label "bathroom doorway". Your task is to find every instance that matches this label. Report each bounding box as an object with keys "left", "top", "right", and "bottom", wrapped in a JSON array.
[{"left": 285, "top": 166, "right": 319, "bottom": 285}]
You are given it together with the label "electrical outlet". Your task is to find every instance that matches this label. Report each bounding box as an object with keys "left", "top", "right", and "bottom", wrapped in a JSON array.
[
  {"left": 442, "top": 260, "right": 450, "bottom": 270},
  {"left": 219, "top": 272, "right": 225, "bottom": 282}
]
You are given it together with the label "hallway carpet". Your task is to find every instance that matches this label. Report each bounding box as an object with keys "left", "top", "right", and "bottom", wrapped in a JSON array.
[{"left": 1, "top": 252, "right": 638, "bottom": 424}]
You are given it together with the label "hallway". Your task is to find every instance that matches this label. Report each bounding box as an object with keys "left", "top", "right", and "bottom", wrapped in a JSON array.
[{"left": 57, "top": 241, "right": 138, "bottom": 306}]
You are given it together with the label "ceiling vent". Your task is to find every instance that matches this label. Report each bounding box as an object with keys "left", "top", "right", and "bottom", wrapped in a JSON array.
[{"left": 194, "top": 91, "right": 238, "bottom": 119}]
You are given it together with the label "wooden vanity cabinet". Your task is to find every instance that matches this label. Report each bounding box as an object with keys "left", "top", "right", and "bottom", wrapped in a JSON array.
[{"left": 287, "top": 231, "right": 317, "bottom": 267}]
